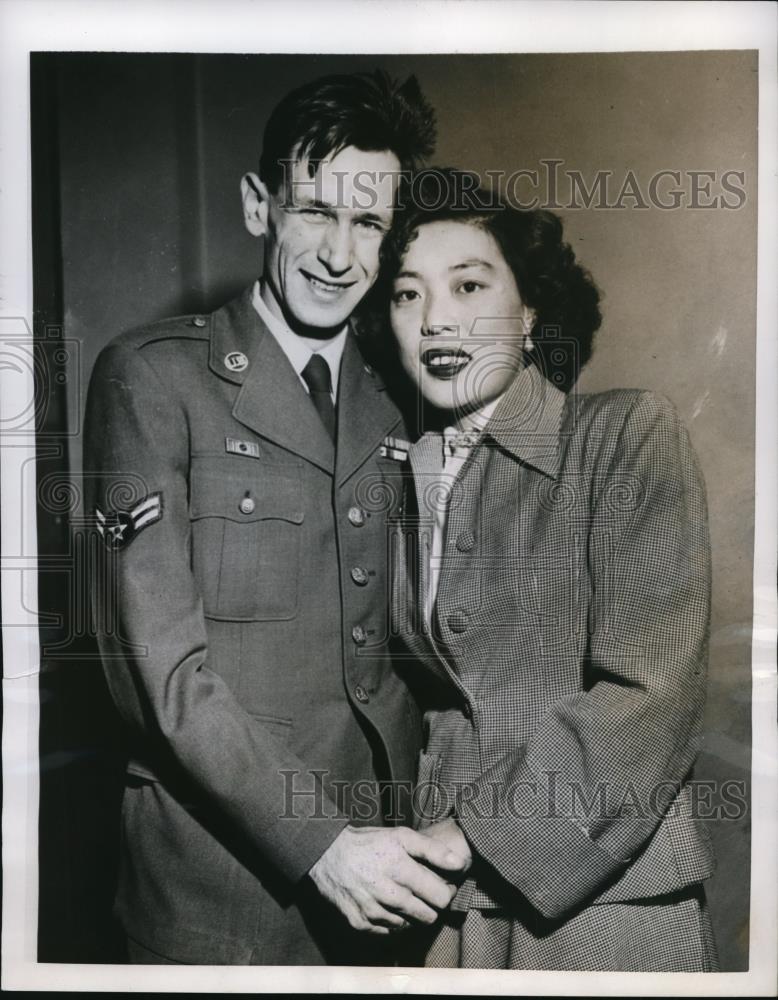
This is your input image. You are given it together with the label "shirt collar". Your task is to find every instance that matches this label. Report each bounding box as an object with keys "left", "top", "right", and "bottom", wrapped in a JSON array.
[
  {"left": 442, "top": 395, "right": 502, "bottom": 459},
  {"left": 251, "top": 280, "right": 348, "bottom": 397}
]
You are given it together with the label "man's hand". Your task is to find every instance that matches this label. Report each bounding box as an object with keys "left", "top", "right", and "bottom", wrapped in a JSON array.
[
  {"left": 308, "top": 824, "right": 470, "bottom": 934},
  {"left": 417, "top": 817, "right": 473, "bottom": 875}
]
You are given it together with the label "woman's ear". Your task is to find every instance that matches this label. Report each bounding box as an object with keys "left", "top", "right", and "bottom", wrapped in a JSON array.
[
  {"left": 522, "top": 306, "right": 537, "bottom": 350},
  {"left": 241, "top": 172, "right": 270, "bottom": 237}
]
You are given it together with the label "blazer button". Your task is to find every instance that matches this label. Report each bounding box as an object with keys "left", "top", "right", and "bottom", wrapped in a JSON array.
[
  {"left": 447, "top": 610, "right": 469, "bottom": 634},
  {"left": 456, "top": 531, "right": 475, "bottom": 552},
  {"left": 354, "top": 684, "right": 370, "bottom": 704},
  {"left": 191, "top": 316, "right": 207, "bottom": 328},
  {"left": 239, "top": 496, "right": 256, "bottom": 515},
  {"left": 348, "top": 506, "right": 367, "bottom": 527},
  {"left": 351, "top": 566, "right": 369, "bottom": 586},
  {"left": 352, "top": 625, "right": 367, "bottom": 645},
  {"left": 462, "top": 700, "right": 473, "bottom": 720}
]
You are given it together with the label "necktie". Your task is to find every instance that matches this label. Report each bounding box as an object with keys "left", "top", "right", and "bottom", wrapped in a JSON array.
[{"left": 301, "top": 354, "right": 336, "bottom": 441}]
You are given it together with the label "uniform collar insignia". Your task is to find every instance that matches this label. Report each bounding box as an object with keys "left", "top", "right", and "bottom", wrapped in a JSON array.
[{"left": 380, "top": 435, "right": 411, "bottom": 461}]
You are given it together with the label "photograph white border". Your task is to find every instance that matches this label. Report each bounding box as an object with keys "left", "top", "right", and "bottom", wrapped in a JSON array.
[{"left": 1, "top": 1, "right": 776, "bottom": 994}]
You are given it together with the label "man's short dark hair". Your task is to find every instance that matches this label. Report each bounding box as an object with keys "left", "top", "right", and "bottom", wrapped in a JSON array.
[{"left": 259, "top": 70, "right": 437, "bottom": 192}]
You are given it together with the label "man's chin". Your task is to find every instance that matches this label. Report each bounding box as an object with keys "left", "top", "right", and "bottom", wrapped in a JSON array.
[{"left": 288, "top": 302, "right": 355, "bottom": 337}]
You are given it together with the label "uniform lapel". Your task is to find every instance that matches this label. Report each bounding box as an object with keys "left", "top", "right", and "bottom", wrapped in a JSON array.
[
  {"left": 211, "top": 287, "right": 335, "bottom": 473},
  {"left": 334, "top": 333, "right": 403, "bottom": 486}
]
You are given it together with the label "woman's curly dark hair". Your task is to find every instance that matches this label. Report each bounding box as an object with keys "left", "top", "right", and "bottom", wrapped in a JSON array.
[{"left": 359, "top": 168, "right": 602, "bottom": 394}]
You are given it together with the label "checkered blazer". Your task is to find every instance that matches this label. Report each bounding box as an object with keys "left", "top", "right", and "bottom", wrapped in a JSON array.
[{"left": 391, "top": 362, "right": 715, "bottom": 920}]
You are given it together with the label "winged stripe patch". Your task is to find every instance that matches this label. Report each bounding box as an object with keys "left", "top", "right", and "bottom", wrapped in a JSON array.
[{"left": 95, "top": 492, "right": 163, "bottom": 549}]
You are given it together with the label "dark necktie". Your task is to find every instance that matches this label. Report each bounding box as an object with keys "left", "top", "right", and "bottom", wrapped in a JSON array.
[{"left": 301, "top": 353, "right": 336, "bottom": 441}]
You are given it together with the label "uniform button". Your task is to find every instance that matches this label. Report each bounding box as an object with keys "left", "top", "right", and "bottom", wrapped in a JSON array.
[
  {"left": 456, "top": 531, "right": 476, "bottom": 552},
  {"left": 447, "top": 610, "right": 469, "bottom": 633},
  {"left": 351, "top": 566, "right": 369, "bottom": 586},
  {"left": 348, "top": 506, "right": 367, "bottom": 527},
  {"left": 354, "top": 684, "right": 370, "bottom": 704},
  {"left": 363, "top": 363, "right": 375, "bottom": 377},
  {"left": 352, "top": 625, "right": 367, "bottom": 645},
  {"left": 192, "top": 316, "right": 207, "bottom": 328},
  {"left": 239, "top": 496, "right": 256, "bottom": 515}
]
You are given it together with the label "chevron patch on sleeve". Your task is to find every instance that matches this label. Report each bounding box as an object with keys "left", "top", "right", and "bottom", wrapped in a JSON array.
[{"left": 95, "top": 492, "right": 163, "bottom": 549}]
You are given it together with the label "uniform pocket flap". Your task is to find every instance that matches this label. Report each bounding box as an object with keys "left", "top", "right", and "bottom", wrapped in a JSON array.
[
  {"left": 189, "top": 466, "right": 303, "bottom": 524},
  {"left": 247, "top": 713, "right": 294, "bottom": 749}
]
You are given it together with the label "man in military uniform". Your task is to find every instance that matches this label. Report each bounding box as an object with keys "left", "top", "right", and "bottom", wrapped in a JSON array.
[{"left": 84, "top": 71, "right": 469, "bottom": 966}]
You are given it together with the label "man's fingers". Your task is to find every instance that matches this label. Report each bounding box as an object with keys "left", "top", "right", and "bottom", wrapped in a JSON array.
[
  {"left": 396, "top": 860, "right": 457, "bottom": 910},
  {"left": 367, "top": 906, "right": 409, "bottom": 930},
  {"left": 400, "top": 827, "right": 471, "bottom": 872},
  {"left": 345, "top": 902, "right": 392, "bottom": 935},
  {"left": 375, "top": 881, "right": 441, "bottom": 925},
  {"left": 360, "top": 896, "right": 409, "bottom": 929}
]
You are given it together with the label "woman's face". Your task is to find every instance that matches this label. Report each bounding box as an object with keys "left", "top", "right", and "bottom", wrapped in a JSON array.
[{"left": 390, "top": 219, "right": 534, "bottom": 416}]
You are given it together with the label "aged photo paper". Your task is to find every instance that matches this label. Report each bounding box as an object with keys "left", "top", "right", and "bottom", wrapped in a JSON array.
[{"left": 1, "top": 0, "right": 776, "bottom": 994}]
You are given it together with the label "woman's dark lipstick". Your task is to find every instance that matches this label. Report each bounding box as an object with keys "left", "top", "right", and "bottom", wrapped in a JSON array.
[{"left": 421, "top": 347, "right": 472, "bottom": 380}]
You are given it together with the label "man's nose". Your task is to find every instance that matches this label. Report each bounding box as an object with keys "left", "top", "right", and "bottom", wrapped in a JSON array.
[{"left": 317, "top": 220, "right": 354, "bottom": 275}]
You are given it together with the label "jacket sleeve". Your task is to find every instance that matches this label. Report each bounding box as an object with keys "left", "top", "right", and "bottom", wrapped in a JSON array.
[
  {"left": 456, "top": 391, "right": 711, "bottom": 918},
  {"left": 84, "top": 341, "right": 348, "bottom": 883}
]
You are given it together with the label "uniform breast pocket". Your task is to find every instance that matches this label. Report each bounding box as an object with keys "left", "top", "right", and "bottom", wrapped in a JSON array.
[{"left": 189, "top": 460, "right": 304, "bottom": 621}]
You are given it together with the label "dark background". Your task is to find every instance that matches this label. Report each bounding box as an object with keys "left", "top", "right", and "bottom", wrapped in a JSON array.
[{"left": 32, "top": 51, "right": 755, "bottom": 968}]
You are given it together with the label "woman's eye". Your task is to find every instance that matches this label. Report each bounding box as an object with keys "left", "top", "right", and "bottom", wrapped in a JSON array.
[
  {"left": 458, "top": 280, "right": 484, "bottom": 294},
  {"left": 392, "top": 288, "right": 419, "bottom": 304}
]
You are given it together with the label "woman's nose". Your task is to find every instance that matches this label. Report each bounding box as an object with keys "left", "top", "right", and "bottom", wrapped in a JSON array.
[
  {"left": 422, "top": 297, "right": 459, "bottom": 337},
  {"left": 317, "top": 220, "right": 353, "bottom": 275}
]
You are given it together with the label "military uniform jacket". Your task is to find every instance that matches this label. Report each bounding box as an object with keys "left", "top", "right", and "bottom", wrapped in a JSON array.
[
  {"left": 393, "top": 362, "right": 716, "bottom": 921},
  {"left": 84, "top": 286, "right": 419, "bottom": 964}
]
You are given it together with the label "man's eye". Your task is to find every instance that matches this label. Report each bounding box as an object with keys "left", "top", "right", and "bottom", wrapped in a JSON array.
[
  {"left": 392, "top": 288, "right": 419, "bottom": 304},
  {"left": 299, "top": 208, "right": 330, "bottom": 223},
  {"left": 356, "top": 219, "right": 386, "bottom": 234}
]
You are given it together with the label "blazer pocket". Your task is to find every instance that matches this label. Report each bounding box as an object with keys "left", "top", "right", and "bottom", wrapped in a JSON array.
[{"left": 190, "top": 461, "right": 304, "bottom": 621}]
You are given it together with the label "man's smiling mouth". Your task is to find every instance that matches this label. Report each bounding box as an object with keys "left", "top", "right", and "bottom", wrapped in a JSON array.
[
  {"left": 421, "top": 347, "right": 472, "bottom": 379},
  {"left": 301, "top": 269, "right": 358, "bottom": 295}
]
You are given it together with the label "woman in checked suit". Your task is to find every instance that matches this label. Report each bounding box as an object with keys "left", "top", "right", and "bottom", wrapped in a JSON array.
[{"left": 367, "top": 170, "right": 719, "bottom": 970}]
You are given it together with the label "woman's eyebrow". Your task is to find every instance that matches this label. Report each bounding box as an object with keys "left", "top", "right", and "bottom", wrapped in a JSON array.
[
  {"left": 450, "top": 258, "right": 494, "bottom": 271},
  {"left": 395, "top": 269, "right": 422, "bottom": 280}
]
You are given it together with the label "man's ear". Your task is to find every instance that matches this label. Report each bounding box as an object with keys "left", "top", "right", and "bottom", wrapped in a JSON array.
[{"left": 241, "top": 172, "right": 270, "bottom": 237}]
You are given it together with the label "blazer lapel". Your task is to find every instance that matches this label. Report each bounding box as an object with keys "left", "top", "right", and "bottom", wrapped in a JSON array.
[
  {"left": 334, "top": 334, "right": 403, "bottom": 486},
  {"left": 211, "top": 288, "right": 335, "bottom": 473}
]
